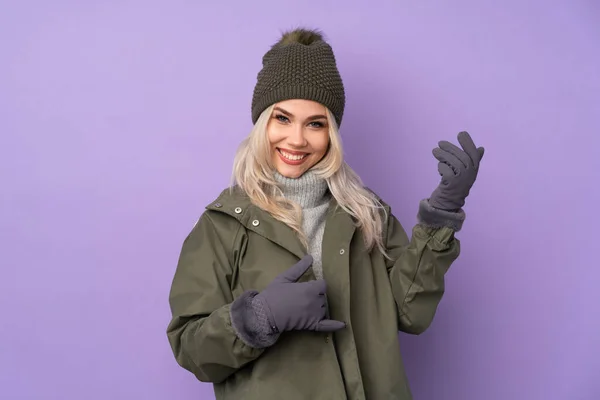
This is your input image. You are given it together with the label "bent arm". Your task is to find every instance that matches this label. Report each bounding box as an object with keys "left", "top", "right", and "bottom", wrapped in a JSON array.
[
  {"left": 166, "top": 212, "right": 265, "bottom": 383},
  {"left": 385, "top": 199, "right": 463, "bottom": 334}
]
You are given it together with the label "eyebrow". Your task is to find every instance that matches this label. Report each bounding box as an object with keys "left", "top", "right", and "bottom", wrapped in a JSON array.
[{"left": 274, "top": 107, "right": 327, "bottom": 121}]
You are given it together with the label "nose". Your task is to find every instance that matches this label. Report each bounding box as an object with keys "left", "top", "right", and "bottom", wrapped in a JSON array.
[{"left": 287, "top": 125, "right": 308, "bottom": 148}]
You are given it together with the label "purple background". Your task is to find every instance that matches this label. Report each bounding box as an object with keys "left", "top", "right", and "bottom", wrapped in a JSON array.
[{"left": 1, "top": 1, "right": 599, "bottom": 399}]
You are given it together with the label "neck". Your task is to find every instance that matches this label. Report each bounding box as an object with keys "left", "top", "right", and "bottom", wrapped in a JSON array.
[{"left": 273, "top": 170, "right": 329, "bottom": 209}]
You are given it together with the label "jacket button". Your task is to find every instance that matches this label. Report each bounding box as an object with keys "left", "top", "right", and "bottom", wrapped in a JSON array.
[
  {"left": 214, "top": 203, "right": 222, "bottom": 208},
  {"left": 234, "top": 207, "right": 242, "bottom": 214},
  {"left": 325, "top": 335, "right": 329, "bottom": 343},
  {"left": 252, "top": 219, "right": 260, "bottom": 226},
  {"left": 339, "top": 249, "right": 345, "bottom": 255}
]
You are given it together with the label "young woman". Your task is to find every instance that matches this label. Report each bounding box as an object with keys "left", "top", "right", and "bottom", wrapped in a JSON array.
[{"left": 167, "top": 28, "right": 484, "bottom": 400}]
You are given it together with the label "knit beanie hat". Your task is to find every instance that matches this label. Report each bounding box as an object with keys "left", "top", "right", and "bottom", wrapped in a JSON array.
[{"left": 251, "top": 28, "right": 346, "bottom": 127}]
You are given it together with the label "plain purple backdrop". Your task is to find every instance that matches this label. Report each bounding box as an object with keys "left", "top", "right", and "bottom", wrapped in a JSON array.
[{"left": 1, "top": 1, "right": 599, "bottom": 399}]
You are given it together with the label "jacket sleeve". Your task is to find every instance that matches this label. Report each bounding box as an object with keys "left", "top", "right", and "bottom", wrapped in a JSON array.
[
  {"left": 384, "top": 199, "right": 464, "bottom": 335},
  {"left": 166, "top": 211, "right": 265, "bottom": 383}
]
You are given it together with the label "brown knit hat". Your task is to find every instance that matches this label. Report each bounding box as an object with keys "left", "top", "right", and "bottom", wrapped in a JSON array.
[{"left": 251, "top": 28, "right": 346, "bottom": 127}]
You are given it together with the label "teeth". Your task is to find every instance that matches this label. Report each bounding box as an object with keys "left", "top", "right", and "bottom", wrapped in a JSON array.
[{"left": 280, "top": 150, "right": 307, "bottom": 161}]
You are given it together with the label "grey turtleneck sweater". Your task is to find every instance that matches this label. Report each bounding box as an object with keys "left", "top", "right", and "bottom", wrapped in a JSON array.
[{"left": 273, "top": 170, "right": 330, "bottom": 279}]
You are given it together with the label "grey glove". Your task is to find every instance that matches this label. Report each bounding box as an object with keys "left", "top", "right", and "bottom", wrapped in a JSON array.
[
  {"left": 429, "top": 131, "right": 484, "bottom": 211},
  {"left": 230, "top": 255, "right": 345, "bottom": 348},
  {"left": 256, "top": 255, "right": 345, "bottom": 334}
]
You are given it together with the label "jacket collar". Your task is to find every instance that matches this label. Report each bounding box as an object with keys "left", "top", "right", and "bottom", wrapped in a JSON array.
[{"left": 205, "top": 186, "right": 356, "bottom": 259}]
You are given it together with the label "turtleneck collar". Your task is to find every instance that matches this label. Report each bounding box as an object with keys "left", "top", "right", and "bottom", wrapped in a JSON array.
[{"left": 273, "top": 170, "right": 329, "bottom": 209}]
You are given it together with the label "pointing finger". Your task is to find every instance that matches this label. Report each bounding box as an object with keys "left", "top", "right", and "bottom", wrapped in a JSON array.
[{"left": 276, "top": 255, "right": 313, "bottom": 283}]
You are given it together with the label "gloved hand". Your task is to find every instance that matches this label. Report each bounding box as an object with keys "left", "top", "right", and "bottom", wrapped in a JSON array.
[
  {"left": 255, "top": 255, "right": 345, "bottom": 334},
  {"left": 428, "top": 131, "right": 484, "bottom": 211}
]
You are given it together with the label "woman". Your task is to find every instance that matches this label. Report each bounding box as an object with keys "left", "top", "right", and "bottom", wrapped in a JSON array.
[{"left": 167, "top": 28, "right": 484, "bottom": 400}]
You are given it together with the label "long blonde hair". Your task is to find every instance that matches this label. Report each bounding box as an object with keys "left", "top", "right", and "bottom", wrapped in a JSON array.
[{"left": 231, "top": 105, "right": 387, "bottom": 255}]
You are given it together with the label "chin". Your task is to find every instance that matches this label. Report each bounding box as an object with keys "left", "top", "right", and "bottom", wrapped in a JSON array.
[
  {"left": 277, "top": 168, "right": 306, "bottom": 179},
  {"left": 275, "top": 162, "right": 309, "bottom": 179}
]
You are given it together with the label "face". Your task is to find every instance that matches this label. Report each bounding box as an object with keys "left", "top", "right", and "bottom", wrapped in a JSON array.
[{"left": 267, "top": 99, "right": 330, "bottom": 179}]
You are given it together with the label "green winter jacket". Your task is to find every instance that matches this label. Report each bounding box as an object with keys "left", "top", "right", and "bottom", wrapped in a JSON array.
[{"left": 166, "top": 187, "right": 461, "bottom": 399}]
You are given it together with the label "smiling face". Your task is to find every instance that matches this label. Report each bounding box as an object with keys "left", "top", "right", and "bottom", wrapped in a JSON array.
[{"left": 267, "top": 99, "right": 330, "bottom": 179}]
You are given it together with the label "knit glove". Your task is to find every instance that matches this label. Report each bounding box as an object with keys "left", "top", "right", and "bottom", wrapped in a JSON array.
[
  {"left": 230, "top": 255, "right": 345, "bottom": 348},
  {"left": 428, "top": 131, "right": 484, "bottom": 211}
]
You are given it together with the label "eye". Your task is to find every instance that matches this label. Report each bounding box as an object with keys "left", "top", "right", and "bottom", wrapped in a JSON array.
[
  {"left": 309, "top": 121, "right": 326, "bottom": 128},
  {"left": 275, "top": 114, "right": 290, "bottom": 123}
]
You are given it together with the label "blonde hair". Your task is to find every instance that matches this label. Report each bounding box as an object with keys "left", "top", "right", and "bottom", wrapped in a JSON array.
[{"left": 231, "top": 105, "right": 388, "bottom": 255}]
